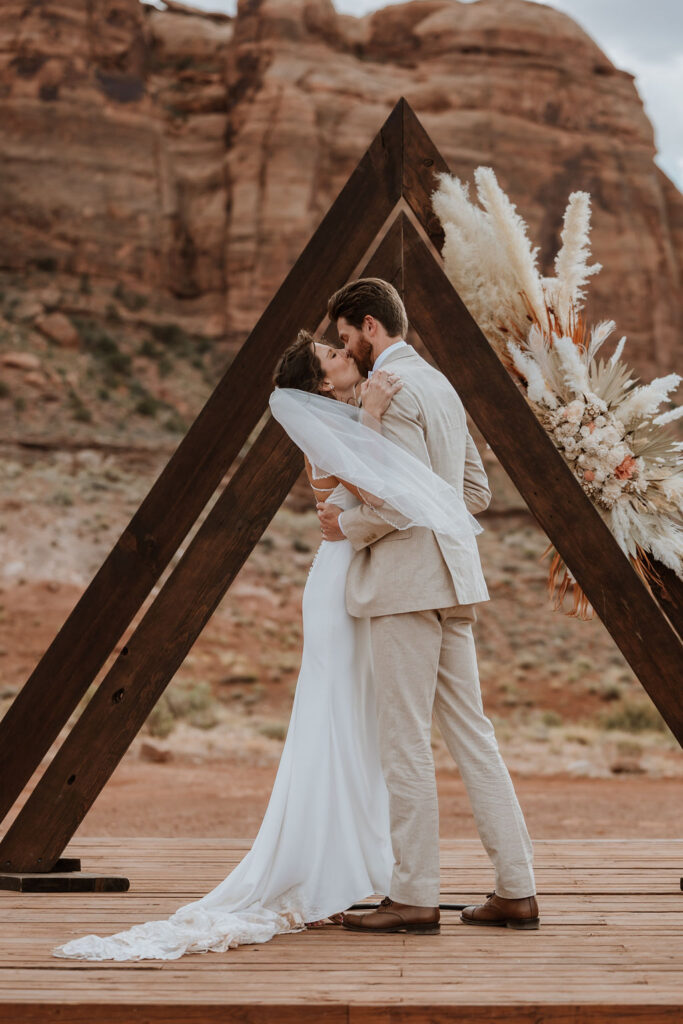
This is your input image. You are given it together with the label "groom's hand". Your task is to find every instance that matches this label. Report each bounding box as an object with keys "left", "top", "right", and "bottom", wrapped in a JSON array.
[{"left": 316, "top": 502, "right": 344, "bottom": 541}]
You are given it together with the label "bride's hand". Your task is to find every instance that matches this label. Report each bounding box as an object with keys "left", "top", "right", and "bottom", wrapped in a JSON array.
[{"left": 360, "top": 370, "right": 403, "bottom": 419}]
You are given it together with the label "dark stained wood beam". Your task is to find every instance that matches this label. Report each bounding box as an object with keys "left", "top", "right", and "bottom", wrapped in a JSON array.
[
  {"left": 0, "top": 98, "right": 409, "bottom": 828},
  {"left": 0, "top": 214, "right": 408, "bottom": 872},
  {"left": 0, "top": 419, "right": 302, "bottom": 872},
  {"left": 401, "top": 101, "right": 449, "bottom": 252},
  {"left": 3, "top": 95, "right": 681, "bottom": 877},
  {"left": 649, "top": 563, "right": 683, "bottom": 639},
  {"left": 401, "top": 212, "right": 683, "bottom": 743}
]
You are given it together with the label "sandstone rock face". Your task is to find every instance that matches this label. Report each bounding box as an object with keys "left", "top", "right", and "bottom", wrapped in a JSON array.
[
  {"left": 35, "top": 312, "right": 80, "bottom": 348},
  {"left": 0, "top": 0, "right": 680, "bottom": 378}
]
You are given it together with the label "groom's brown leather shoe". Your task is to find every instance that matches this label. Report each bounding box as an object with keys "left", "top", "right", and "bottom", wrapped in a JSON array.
[
  {"left": 461, "top": 891, "right": 540, "bottom": 929},
  {"left": 342, "top": 896, "right": 440, "bottom": 934}
]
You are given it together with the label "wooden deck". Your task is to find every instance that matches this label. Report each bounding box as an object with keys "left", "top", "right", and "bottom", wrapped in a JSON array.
[{"left": 2, "top": 837, "right": 682, "bottom": 1022}]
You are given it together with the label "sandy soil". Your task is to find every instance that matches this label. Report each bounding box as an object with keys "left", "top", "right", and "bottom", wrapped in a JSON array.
[
  {"left": 71, "top": 763, "right": 683, "bottom": 840},
  {"left": 1, "top": 440, "right": 681, "bottom": 850}
]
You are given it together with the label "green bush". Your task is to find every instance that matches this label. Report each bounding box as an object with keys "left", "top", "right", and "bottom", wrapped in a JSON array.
[
  {"left": 158, "top": 354, "right": 173, "bottom": 377},
  {"left": 151, "top": 323, "right": 193, "bottom": 358},
  {"left": 145, "top": 696, "right": 176, "bottom": 739},
  {"left": 67, "top": 387, "right": 92, "bottom": 422},
  {"left": 72, "top": 317, "right": 132, "bottom": 378},
  {"left": 602, "top": 700, "right": 668, "bottom": 734},
  {"left": 52, "top": 490, "right": 74, "bottom": 507},
  {"left": 113, "top": 282, "right": 148, "bottom": 312},
  {"left": 163, "top": 410, "right": 186, "bottom": 434},
  {"left": 541, "top": 710, "right": 563, "bottom": 727},
  {"left": 134, "top": 394, "right": 159, "bottom": 418},
  {"left": 138, "top": 339, "right": 160, "bottom": 359},
  {"left": 259, "top": 721, "right": 288, "bottom": 741},
  {"left": 34, "top": 256, "right": 57, "bottom": 272}
]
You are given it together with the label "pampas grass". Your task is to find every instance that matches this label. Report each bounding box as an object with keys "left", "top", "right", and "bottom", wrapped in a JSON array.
[
  {"left": 553, "top": 191, "right": 602, "bottom": 324},
  {"left": 431, "top": 168, "right": 683, "bottom": 618}
]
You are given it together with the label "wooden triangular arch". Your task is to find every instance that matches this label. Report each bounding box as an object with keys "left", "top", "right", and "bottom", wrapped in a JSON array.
[{"left": 0, "top": 99, "right": 681, "bottom": 882}]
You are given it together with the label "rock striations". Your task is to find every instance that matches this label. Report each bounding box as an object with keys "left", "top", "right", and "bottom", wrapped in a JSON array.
[{"left": 0, "top": 0, "right": 680, "bottom": 376}]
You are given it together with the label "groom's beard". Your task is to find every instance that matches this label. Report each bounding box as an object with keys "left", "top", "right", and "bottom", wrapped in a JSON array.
[{"left": 351, "top": 336, "right": 374, "bottom": 376}]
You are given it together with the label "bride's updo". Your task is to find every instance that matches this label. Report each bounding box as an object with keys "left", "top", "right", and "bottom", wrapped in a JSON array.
[{"left": 273, "top": 329, "right": 329, "bottom": 396}]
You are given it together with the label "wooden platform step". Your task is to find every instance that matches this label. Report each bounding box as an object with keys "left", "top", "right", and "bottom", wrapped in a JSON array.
[{"left": 1, "top": 838, "right": 681, "bottom": 1023}]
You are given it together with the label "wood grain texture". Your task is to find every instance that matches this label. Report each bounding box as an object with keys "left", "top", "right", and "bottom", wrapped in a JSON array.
[
  {"left": 1, "top": 839, "right": 681, "bottom": 1023},
  {"left": 648, "top": 561, "right": 683, "bottom": 639},
  {"left": 401, "top": 212, "right": 683, "bottom": 743},
  {"left": 400, "top": 100, "right": 449, "bottom": 252},
  {"left": 3, "top": 98, "right": 681, "bottom": 883},
  {"left": 0, "top": 98, "right": 406, "bottom": 828},
  {"left": 0, "top": 420, "right": 302, "bottom": 872},
  {"left": 0, "top": 208, "right": 410, "bottom": 874}
]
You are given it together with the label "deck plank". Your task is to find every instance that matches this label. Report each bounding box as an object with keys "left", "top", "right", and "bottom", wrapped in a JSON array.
[{"left": 1, "top": 838, "right": 681, "bottom": 1023}]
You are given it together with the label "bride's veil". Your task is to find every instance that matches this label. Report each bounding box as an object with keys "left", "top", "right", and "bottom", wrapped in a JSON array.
[{"left": 269, "top": 387, "right": 483, "bottom": 543}]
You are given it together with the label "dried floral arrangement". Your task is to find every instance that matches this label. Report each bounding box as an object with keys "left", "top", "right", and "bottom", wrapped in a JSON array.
[{"left": 431, "top": 169, "right": 683, "bottom": 618}]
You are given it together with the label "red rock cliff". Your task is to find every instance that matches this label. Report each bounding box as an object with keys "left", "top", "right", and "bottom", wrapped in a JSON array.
[{"left": 0, "top": 0, "right": 680, "bottom": 377}]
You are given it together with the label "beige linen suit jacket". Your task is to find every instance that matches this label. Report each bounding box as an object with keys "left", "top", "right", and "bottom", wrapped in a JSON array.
[{"left": 339, "top": 345, "right": 491, "bottom": 617}]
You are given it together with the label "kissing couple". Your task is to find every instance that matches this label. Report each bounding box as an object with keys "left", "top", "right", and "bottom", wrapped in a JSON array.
[{"left": 53, "top": 278, "right": 538, "bottom": 961}]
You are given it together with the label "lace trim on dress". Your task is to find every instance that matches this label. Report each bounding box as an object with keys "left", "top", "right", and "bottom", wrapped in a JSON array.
[{"left": 51, "top": 900, "right": 308, "bottom": 961}]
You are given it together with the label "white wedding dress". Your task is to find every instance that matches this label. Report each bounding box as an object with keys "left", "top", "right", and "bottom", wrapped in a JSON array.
[{"left": 52, "top": 483, "right": 394, "bottom": 961}]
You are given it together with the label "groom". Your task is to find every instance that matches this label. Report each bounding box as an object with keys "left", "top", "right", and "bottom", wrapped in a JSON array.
[{"left": 317, "top": 277, "right": 539, "bottom": 933}]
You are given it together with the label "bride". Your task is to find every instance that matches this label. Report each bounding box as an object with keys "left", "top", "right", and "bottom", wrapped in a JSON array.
[
  {"left": 51, "top": 331, "right": 406, "bottom": 960},
  {"left": 52, "top": 329, "right": 482, "bottom": 961}
]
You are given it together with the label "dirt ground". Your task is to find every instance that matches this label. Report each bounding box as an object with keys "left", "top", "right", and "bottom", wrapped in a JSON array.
[
  {"left": 66, "top": 763, "right": 683, "bottom": 840},
  {"left": 1, "top": 441, "right": 681, "bottom": 849}
]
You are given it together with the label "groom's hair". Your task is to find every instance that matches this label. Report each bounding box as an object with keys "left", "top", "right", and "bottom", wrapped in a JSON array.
[
  {"left": 273, "top": 329, "right": 328, "bottom": 395},
  {"left": 327, "top": 277, "right": 408, "bottom": 337}
]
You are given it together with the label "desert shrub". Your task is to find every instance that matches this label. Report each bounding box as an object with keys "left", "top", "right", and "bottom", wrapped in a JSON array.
[
  {"left": 138, "top": 339, "right": 160, "bottom": 359},
  {"left": 163, "top": 410, "right": 187, "bottom": 434},
  {"left": 34, "top": 256, "right": 57, "bottom": 272},
  {"left": 151, "top": 323, "right": 193, "bottom": 358},
  {"left": 160, "top": 681, "right": 219, "bottom": 730},
  {"left": 134, "top": 393, "right": 160, "bottom": 417},
  {"left": 13, "top": 396, "right": 26, "bottom": 412},
  {"left": 259, "top": 721, "right": 288, "bottom": 741},
  {"left": 541, "top": 710, "right": 563, "bottom": 727},
  {"left": 52, "top": 490, "right": 74, "bottom": 506},
  {"left": 166, "top": 680, "right": 212, "bottom": 717},
  {"left": 0, "top": 381, "right": 9, "bottom": 399},
  {"left": 67, "top": 387, "right": 92, "bottom": 422},
  {"left": 601, "top": 699, "right": 668, "bottom": 734},
  {"left": 113, "top": 282, "right": 148, "bottom": 312},
  {"left": 145, "top": 695, "right": 176, "bottom": 739},
  {"left": 73, "top": 317, "right": 132, "bottom": 379},
  {"left": 158, "top": 354, "right": 173, "bottom": 377}
]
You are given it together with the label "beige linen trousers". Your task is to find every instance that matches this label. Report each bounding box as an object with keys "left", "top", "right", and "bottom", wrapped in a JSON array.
[{"left": 339, "top": 345, "right": 536, "bottom": 906}]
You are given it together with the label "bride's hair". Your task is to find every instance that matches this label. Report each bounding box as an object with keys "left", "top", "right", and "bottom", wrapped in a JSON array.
[{"left": 273, "top": 329, "right": 330, "bottom": 396}]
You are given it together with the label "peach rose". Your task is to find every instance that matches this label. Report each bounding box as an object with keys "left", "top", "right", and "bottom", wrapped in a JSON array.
[{"left": 614, "top": 455, "right": 636, "bottom": 480}]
